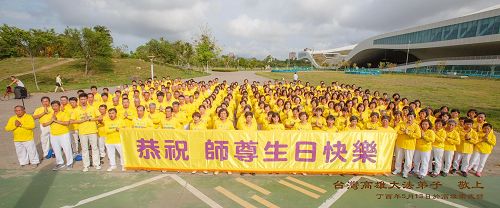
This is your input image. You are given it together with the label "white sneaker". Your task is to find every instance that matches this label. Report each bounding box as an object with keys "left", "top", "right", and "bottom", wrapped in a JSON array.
[
  {"left": 227, "top": 171, "right": 232, "bottom": 175},
  {"left": 192, "top": 171, "right": 197, "bottom": 174},
  {"left": 83, "top": 167, "right": 89, "bottom": 172},
  {"left": 95, "top": 166, "right": 102, "bottom": 170},
  {"left": 107, "top": 166, "right": 116, "bottom": 172},
  {"left": 214, "top": 171, "right": 219, "bottom": 175},
  {"left": 121, "top": 167, "right": 126, "bottom": 171}
]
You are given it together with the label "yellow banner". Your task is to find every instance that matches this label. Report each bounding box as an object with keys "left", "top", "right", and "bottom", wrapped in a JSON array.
[{"left": 120, "top": 129, "right": 397, "bottom": 174}]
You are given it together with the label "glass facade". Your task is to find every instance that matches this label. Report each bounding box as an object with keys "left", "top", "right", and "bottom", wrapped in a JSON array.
[{"left": 373, "top": 15, "right": 500, "bottom": 45}]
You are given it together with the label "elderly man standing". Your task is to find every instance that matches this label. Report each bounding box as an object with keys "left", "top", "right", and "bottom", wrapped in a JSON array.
[{"left": 5, "top": 105, "right": 40, "bottom": 168}]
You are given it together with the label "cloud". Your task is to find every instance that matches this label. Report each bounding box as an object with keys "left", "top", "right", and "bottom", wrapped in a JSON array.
[
  {"left": 1, "top": 0, "right": 498, "bottom": 59},
  {"left": 45, "top": 0, "right": 210, "bottom": 40},
  {"left": 227, "top": 15, "right": 303, "bottom": 41}
]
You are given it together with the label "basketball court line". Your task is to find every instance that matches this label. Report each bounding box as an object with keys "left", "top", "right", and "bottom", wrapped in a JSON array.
[
  {"left": 60, "top": 174, "right": 169, "bottom": 208},
  {"left": 251, "top": 195, "right": 280, "bottom": 208},
  {"left": 318, "top": 176, "right": 361, "bottom": 208},
  {"left": 215, "top": 186, "right": 257, "bottom": 208},
  {"left": 286, "top": 176, "right": 327, "bottom": 194},
  {"left": 235, "top": 177, "right": 271, "bottom": 195},
  {"left": 60, "top": 174, "right": 223, "bottom": 208},
  {"left": 278, "top": 180, "right": 321, "bottom": 199},
  {"left": 169, "top": 174, "right": 223, "bottom": 208}
]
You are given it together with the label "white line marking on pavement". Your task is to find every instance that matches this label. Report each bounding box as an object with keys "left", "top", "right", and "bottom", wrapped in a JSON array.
[
  {"left": 363, "top": 176, "right": 468, "bottom": 208},
  {"left": 169, "top": 174, "right": 223, "bottom": 208},
  {"left": 60, "top": 174, "right": 169, "bottom": 208},
  {"left": 318, "top": 176, "right": 361, "bottom": 208}
]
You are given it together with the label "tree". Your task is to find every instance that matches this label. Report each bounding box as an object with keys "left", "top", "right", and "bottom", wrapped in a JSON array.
[
  {"left": 112, "top": 44, "right": 129, "bottom": 58},
  {"left": 63, "top": 26, "right": 113, "bottom": 75},
  {"left": 194, "top": 25, "right": 220, "bottom": 71}
]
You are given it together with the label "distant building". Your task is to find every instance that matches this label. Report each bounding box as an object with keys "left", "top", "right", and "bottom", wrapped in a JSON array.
[
  {"left": 299, "top": 5, "right": 500, "bottom": 73},
  {"left": 289, "top": 52, "right": 297, "bottom": 60}
]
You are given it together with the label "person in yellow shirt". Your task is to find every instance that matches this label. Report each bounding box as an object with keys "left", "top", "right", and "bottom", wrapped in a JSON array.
[
  {"left": 284, "top": 108, "right": 301, "bottom": 130},
  {"left": 266, "top": 112, "right": 285, "bottom": 130},
  {"left": 42, "top": 101, "right": 73, "bottom": 170},
  {"left": 237, "top": 112, "right": 258, "bottom": 130},
  {"left": 213, "top": 109, "right": 235, "bottom": 130},
  {"left": 452, "top": 118, "right": 479, "bottom": 177},
  {"left": 377, "top": 115, "right": 394, "bottom": 131},
  {"left": 365, "top": 112, "right": 381, "bottom": 130},
  {"left": 294, "top": 112, "right": 312, "bottom": 130},
  {"left": 70, "top": 93, "right": 101, "bottom": 172},
  {"left": 90, "top": 85, "right": 102, "bottom": 103},
  {"left": 146, "top": 103, "right": 162, "bottom": 129},
  {"left": 323, "top": 115, "right": 339, "bottom": 132},
  {"left": 344, "top": 116, "right": 361, "bottom": 131},
  {"left": 132, "top": 105, "right": 154, "bottom": 129},
  {"left": 172, "top": 101, "right": 188, "bottom": 128},
  {"left": 97, "top": 104, "right": 108, "bottom": 159},
  {"left": 310, "top": 108, "right": 326, "bottom": 130},
  {"left": 429, "top": 119, "right": 446, "bottom": 177},
  {"left": 33, "top": 96, "right": 53, "bottom": 158},
  {"left": 161, "top": 107, "right": 182, "bottom": 129},
  {"left": 393, "top": 113, "right": 421, "bottom": 178},
  {"left": 442, "top": 119, "right": 460, "bottom": 176},
  {"left": 104, "top": 108, "right": 126, "bottom": 171},
  {"left": 119, "top": 98, "right": 137, "bottom": 128},
  {"left": 413, "top": 119, "right": 435, "bottom": 179},
  {"left": 468, "top": 123, "right": 496, "bottom": 177},
  {"left": 189, "top": 112, "right": 208, "bottom": 130},
  {"left": 5, "top": 105, "right": 40, "bottom": 167},
  {"left": 67, "top": 97, "right": 80, "bottom": 154}
]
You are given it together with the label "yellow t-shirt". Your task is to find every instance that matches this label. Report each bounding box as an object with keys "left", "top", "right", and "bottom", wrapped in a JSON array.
[
  {"left": 323, "top": 125, "right": 339, "bottom": 132},
  {"left": 237, "top": 121, "right": 258, "bottom": 130},
  {"left": 132, "top": 117, "right": 154, "bottom": 129},
  {"left": 146, "top": 111, "right": 163, "bottom": 129},
  {"left": 213, "top": 119, "right": 235, "bottom": 130},
  {"left": 376, "top": 126, "right": 395, "bottom": 132},
  {"left": 71, "top": 106, "right": 99, "bottom": 135},
  {"left": 416, "top": 129, "right": 436, "bottom": 152},
  {"left": 104, "top": 118, "right": 124, "bottom": 144},
  {"left": 189, "top": 121, "right": 208, "bottom": 130},
  {"left": 266, "top": 123, "right": 285, "bottom": 130},
  {"left": 294, "top": 122, "right": 312, "bottom": 130},
  {"left": 4, "top": 114, "right": 35, "bottom": 142},
  {"left": 49, "top": 111, "right": 71, "bottom": 136},
  {"left": 309, "top": 116, "right": 326, "bottom": 130},
  {"left": 161, "top": 117, "right": 182, "bottom": 129},
  {"left": 34, "top": 106, "right": 53, "bottom": 124},
  {"left": 432, "top": 128, "right": 446, "bottom": 149},
  {"left": 475, "top": 131, "right": 496, "bottom": 154},
  {"left": 444, "top": 129, "right": 460, "bottom": 151}
]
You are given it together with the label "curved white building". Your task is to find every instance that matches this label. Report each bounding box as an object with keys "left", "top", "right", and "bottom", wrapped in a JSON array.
[{"left": 300, "top": 5, "right": 500, "bottom": 73}]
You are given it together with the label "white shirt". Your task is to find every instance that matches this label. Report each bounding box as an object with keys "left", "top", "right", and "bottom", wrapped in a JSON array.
[
  {"left": 15, "top": 79, "right": 25, "bottom": 87},
  {"left": 56, "top": 76, "right": 62, "bottom": 84},
  {"left": 293, "top": 73, "right": 299, "bottom": 81}
]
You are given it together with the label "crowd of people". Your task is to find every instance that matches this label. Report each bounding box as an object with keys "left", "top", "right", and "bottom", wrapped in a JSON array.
[{"left": 4, "top": 76, "right": 496, "bottom": 178}]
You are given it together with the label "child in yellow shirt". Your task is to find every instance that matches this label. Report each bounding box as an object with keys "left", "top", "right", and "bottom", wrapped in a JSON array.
[{"left": 469, "top": 123, "right": 496, "bottom": 177}]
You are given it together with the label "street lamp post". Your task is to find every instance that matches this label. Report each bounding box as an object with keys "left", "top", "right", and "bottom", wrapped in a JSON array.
[
  {"left": 405, "top": 40, "right": 411, "bottom": 73},
  {"left": 148, "top": 55, "right": 155, "bottom": 80}
]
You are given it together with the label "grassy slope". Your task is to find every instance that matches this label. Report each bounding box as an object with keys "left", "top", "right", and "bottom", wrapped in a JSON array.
[
  {"left": 257, "top": 71, "right": 500, "bottom": 128},
  {"left": 0, "top": 57, "right": 63, "bottom": 79},
  {"left": 0, "top": 58, "right": 209, "bottom": 92}
]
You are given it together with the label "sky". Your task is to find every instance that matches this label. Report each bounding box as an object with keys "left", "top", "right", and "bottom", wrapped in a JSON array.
[{"left": 0, "top": 0, "right": 498, "bottom": 59}]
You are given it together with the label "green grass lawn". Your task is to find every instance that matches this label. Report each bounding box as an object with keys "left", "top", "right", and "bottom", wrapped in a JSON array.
[
  {"left": 0, "top": 57, "right": 65, "bottom": 79},
  {"left": 257, "top": 71, "right": 500, "bottom": 128},
  {"left": 0, "top": 58, "right": 209, "bottom": 92}
]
